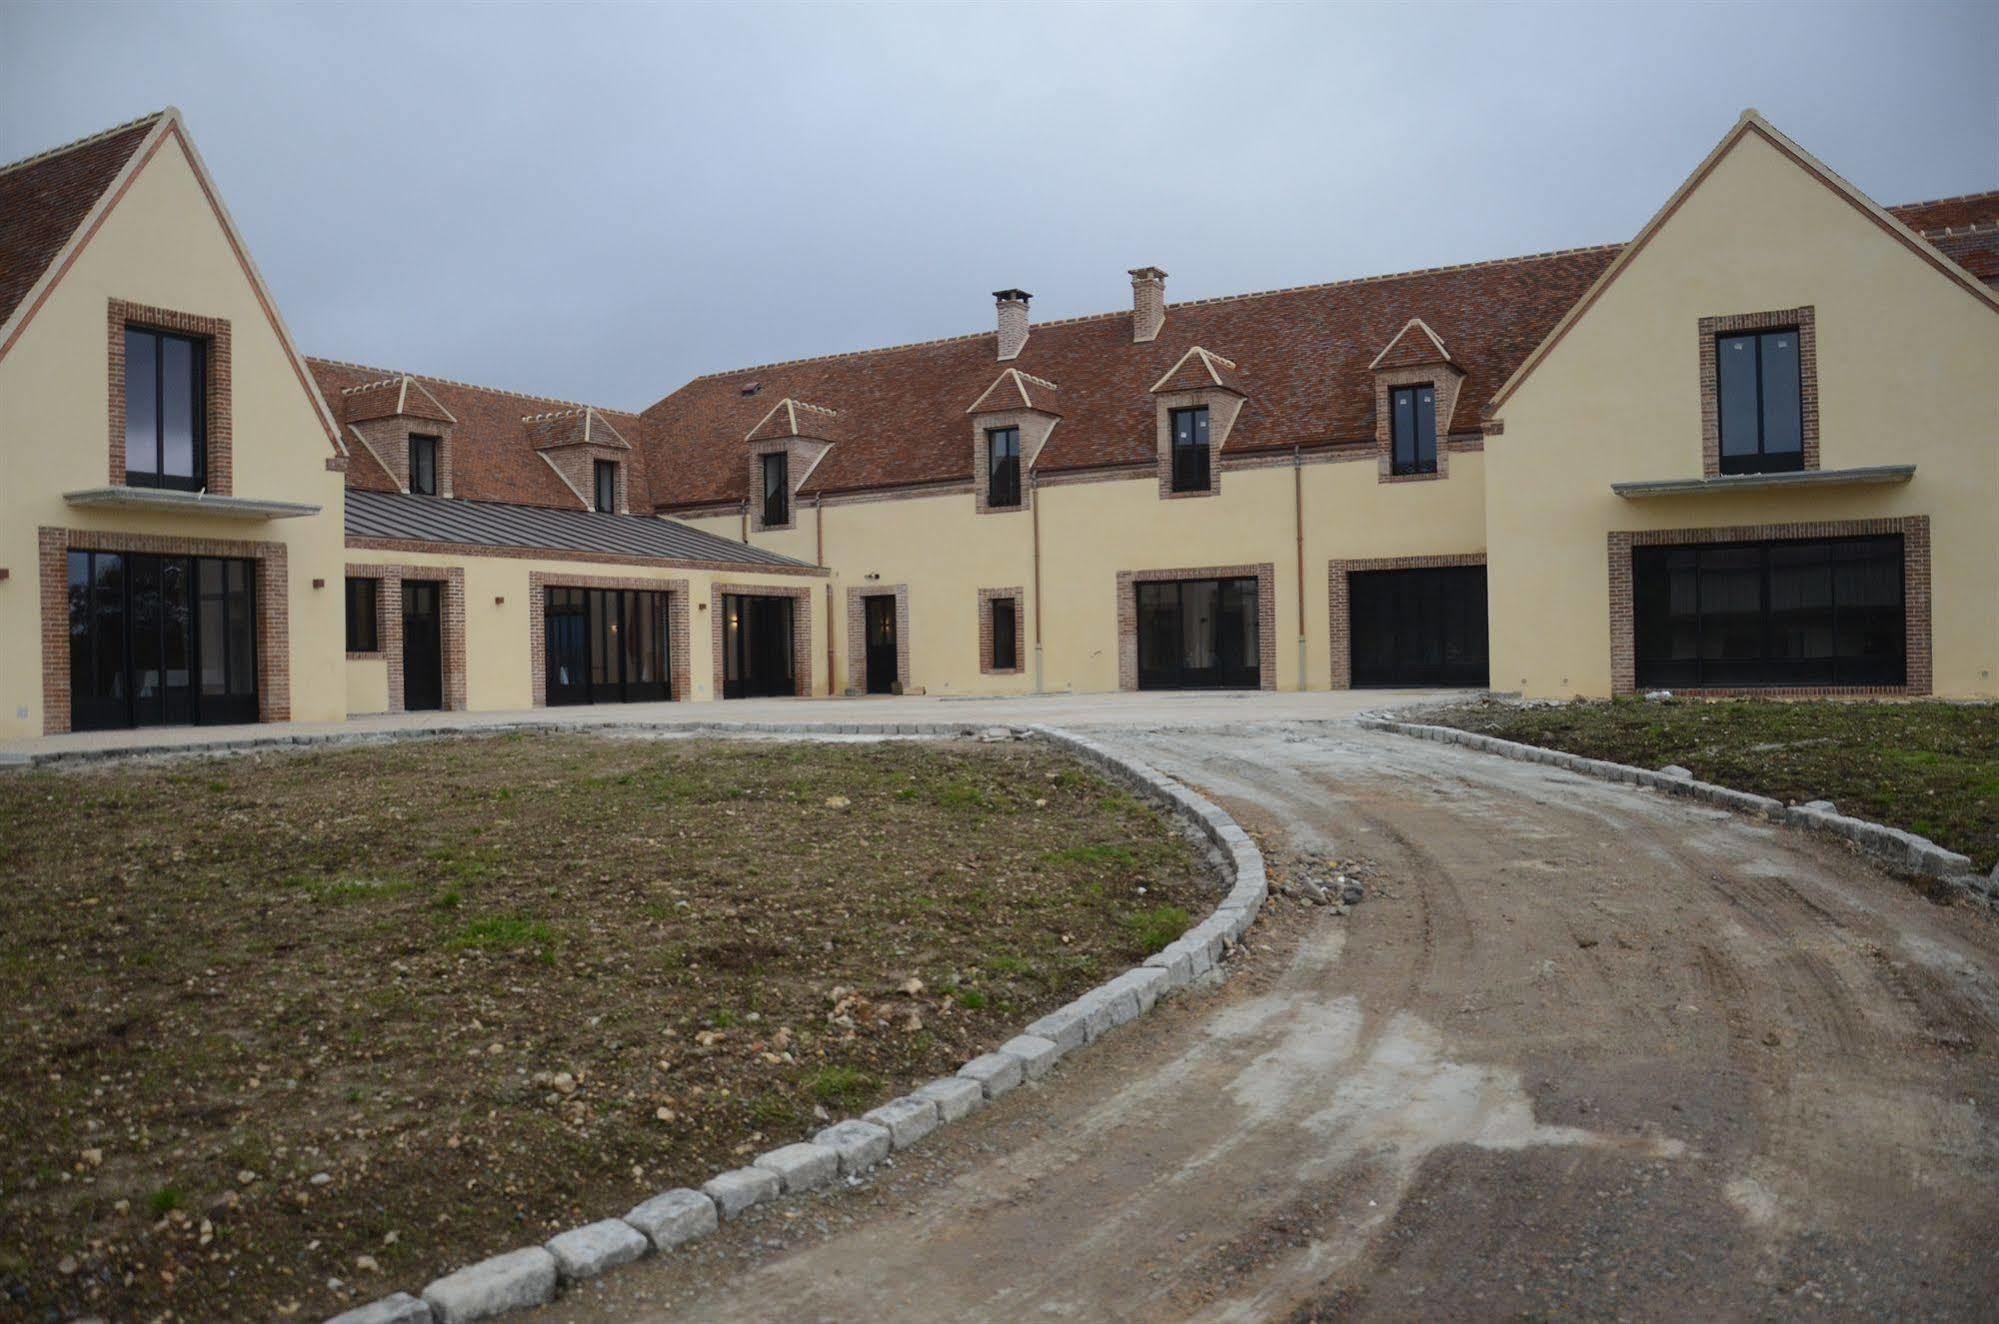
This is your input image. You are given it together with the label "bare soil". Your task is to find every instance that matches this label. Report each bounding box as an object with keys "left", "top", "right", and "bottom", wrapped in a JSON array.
[
  {"left": 1426, "top": 696, "right": 1999, "bottom": 870},
  {"left": 0, "top": 732, "right": 1208, "bottom": 1323},
  {"left": 533, "top": 722, "right": 1999, "bottom": 1323}
]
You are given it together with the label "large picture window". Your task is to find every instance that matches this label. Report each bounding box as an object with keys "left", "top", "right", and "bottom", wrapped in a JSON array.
[
  {"left": 1169, "top": 406, "right": 1211, "bottom": 493},
  {"left": 123, "top": 326, "right": 205, "bottom": 490},
  {"left": 986, "top": 427, "right": 1021, "bottom": 508},
  {"left": 1633, "top": 535, "right": 1904, "bottom": 689},
  {"left": 68, "top": 550, "right": 257, "bottom": 730},
  {"left": 1389, "top": 384, "right": 1437, "bottom": 476},
  {"left": 543, "top": 586, "right": 670, "bottom": 705},
  {"left": 1715, "top": 329, "right": 1803, "bottom": 474}
]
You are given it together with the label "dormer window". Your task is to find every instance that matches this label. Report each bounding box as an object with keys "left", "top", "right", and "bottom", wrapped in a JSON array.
[
  {"left": 1170, "top": 406, "right": 1211, "bottom": 493},
  {"left": 1389, "top": 385, "right": 1437, "bottom": 476},
  {"left": 409, "top": 434, "right": 440, "bottom": 496},
  {"left": 761, "top": 451, "right": 789, "bottom": 528},
  {"left": 123, "top": 325, "right": 206, "bottom": 490},
  {"left": 986, "top": 427, "right": 1021, "bottom": 508},
  {"left": 1716, "top": 328, "right": 1803, "bottom": 474},
  {"left": 594, "top": 459, "right": 618, "bottom": 513}
]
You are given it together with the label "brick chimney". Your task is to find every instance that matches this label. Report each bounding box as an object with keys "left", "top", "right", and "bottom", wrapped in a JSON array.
[
  {"left": 994, "top": 289, "right": 1031, "bottom": 361},
  {"left": 1129, "top": 267, "right": 1167, "bottom": 343}
]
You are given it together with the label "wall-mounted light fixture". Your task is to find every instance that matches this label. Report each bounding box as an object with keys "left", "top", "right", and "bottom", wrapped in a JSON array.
[{"left": 312, "top": 577, "right": 326, "bottom": 589}]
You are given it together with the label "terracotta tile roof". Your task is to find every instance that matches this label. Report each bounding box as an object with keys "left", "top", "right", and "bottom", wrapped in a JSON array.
[
  {"left": 0, "top": 112, "right": 162, "bottom": 334},
  {"left": 967, "top": 368, "right": 1059, "bottom": 415},
  {"left": 309, "top": 358, "right": 653, "bottom": 510},
  {"left": 1887, "top": 190, "right": 1999, "bottom": 237},
  {"left": 1369, "top": 317, "right": 1453, "bottom": 369},
  {"left": 1150, "top": 346, "right": 1242, "bottom": 395},
  {"left": 639, "top": 244, "right": 1620, "bottom": 506},
  {"left": 744, "top": 397, "right": 843, "bottom": 443}
]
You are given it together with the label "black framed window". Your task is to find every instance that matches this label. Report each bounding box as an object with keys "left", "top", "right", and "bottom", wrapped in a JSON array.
[
  {"left": 987, "top": 427, "right": 1021, "bottom": 508},
  {"left": 1389, "top": 384, "right": 1437, "bottom": 476},
  {"left": 594, "top": 459, "right": 618, "bottom": 513},
  {"left": 68, "top": 549, "right": 256, "bottom": 731},
  {"left": 761, "top": 451, "right": 789, "bottom": 526},
  {"left": 544, "top": 586, "right": 670, "bottom": 705},
  {"left": 345, "top": 577, "right": 380, "bottom": 652},
  {"left": 409, "top": 435, "right": 440, "bottom": 496},
  {"left": 991, "top": 596, "right": 1018, "bottom": 670},
  {"left": 1170, "top": 406, "right": 1211, "bottom": 493},
  {"left": 123, "top": 326, "right": 206, "bottom": 490},
  {"left": 1633, "top": 535, "right": 1903, "bottom": 689},
  {"left": 1716, "top": 329, "right": 1803, "bottom": 474}
]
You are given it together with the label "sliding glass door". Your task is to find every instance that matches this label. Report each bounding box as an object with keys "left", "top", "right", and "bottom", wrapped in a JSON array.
[
  {"left": 68, "top": 550, "right": 257, "bottom": 731},
  {"left": 543, "top": 586, "right": 671, "bottom": 705}
]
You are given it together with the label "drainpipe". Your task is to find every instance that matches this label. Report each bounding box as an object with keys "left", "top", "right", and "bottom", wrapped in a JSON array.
[
  {"left": 1030, "top": 469, "right": 1044, "bottom": 694},
  {"left": 739, "top": 499, "right": 748, "bottom": 544},
  {"left": 818, "top": 494, "right": 835, "bottom": 696},
  {"left": 1294, "top": 442, "right": 1307, "bottom": 690},
  {"left": 815, "top": 492, "right": 825, "bottom": 566}
]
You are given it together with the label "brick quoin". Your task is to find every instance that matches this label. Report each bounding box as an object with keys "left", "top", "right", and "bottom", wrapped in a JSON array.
[
  {"left": 1606, "top": 515, "right": 1930, "bottom": 698},
  {"left": 1115, "top": 563, "right": 1277, "bottom": 692}
]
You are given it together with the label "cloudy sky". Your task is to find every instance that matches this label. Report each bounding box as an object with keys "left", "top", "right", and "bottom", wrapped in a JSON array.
[{"left": 3, "top": 1, "right": 1994, "bottom": 410}]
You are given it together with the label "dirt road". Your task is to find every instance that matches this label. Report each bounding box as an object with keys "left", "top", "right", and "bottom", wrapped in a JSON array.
[{"left": 541, "top": 722, "right": 1999, "bottom": 1321}]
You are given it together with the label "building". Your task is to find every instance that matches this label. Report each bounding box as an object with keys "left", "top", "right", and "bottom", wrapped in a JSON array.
[{"left": 1, "top": 108, "right": 1993, "bottom": 741}]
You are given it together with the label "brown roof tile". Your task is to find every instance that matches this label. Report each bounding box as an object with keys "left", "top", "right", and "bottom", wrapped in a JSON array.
[
  {"left": 967, "top": 368, "right": 1059, "bottom": 415},
  {"left": 1369, "top": 317, "right": 1453, "bottom": 369},
  {"left": 640, "top": 244, "right": 1620, "bottom": 506},
  {"left": 1887, "top": 190, "right": 1999, "bottom": 236},
  {"left": 0, "top": 112, "right": 162, "bottom": 335},
  {"left": 309, "top": 358, "right": 653, "bottom": 510}
]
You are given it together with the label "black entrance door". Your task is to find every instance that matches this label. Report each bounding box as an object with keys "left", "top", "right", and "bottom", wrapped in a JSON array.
[
  {"left": 722, "top": 593, "right": 796, "bottom": 699},
  {"left": 1347, "top": 566, "right": 1489, "bottom": 687},
  {"left": 863, "top": 595, "right": 898, "bottom": 694},
  {"left": 402, "top": 581, "right": 444, "bottom": 711},
  {"left": 1135, "top": 577, "right": 1260, "bottom": 690},
  {"left": 543, "top": 586, "right": 672, "bottom": 705},
  {"left": 67, "top": 550, "right": 258, "bottom": 731}
]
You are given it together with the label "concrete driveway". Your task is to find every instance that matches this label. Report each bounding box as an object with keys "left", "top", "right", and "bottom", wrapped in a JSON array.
[{"left": 527, "top": 718, "right": 1999, "bottom": 1322}]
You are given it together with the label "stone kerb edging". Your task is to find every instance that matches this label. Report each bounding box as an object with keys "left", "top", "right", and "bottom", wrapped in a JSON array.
[
  {"left": 297, "top": 723, "right": 1266, "bottom": 1324},
  {"left": 1360, "top": 717, "right": 1996, "bottom": 909}
]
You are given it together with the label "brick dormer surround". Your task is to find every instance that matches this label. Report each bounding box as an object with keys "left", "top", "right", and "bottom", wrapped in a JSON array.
[
  {"left": 527, "top": 407, "right": 633, "bottom": 513},
  {"left": 968, "top": 369, "right": 1060, "bottom": 514},
  {"left": 1370, "top": 317, "right": 1463, "bottom": 484},
  {"left": 107, "top": 299, "right": 233, "bottom": 493},
  {"left": 342, "top": 374, "right": 458, "bottom": 496},
  {"left": 744, "top": 399, "right": 838, "bottom": 533},
  {"left": 1150, "top": 347, "right": 1244, "bottom": 499}
]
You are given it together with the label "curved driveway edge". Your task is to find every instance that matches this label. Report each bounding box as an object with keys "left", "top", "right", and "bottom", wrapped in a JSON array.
[
  {"left": 266, "top": 722, "right": 1266, "bottom": 1324},
  {"left": 1360, "top": 715, "right": 1997, "bottom": 909}
]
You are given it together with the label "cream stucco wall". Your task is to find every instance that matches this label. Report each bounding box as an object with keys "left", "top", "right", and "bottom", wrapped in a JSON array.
[
  {"left": 342, "top": 547, "right": 828, "bottom": 711},
  {"left": 0, "top": 129, "right": 349, "bottom": 740},
  {"left": 682, "top": 448, "right": 1488, "bottom": 697},
  {"left": 1487, "top": 128, "right": 1999, "bottom": 699}
]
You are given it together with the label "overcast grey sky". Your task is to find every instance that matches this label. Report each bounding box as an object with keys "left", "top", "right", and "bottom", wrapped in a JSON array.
[{"left": 3, "top": 1, "right": 1994, "bottom": 410}]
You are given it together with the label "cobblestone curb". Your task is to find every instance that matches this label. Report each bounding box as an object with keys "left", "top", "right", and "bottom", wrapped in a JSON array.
[
  {"left": 1360, "top": 716, "right": 1995, "bottom": 909},
  {"left": 316, "top": 721, "right": 1264, "bottom": 1324}
]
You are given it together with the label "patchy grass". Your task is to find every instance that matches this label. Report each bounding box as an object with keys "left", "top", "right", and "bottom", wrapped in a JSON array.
[
  {"left": 0, "top": 733, "right": 1207, "bottom": 1322},
  {"left": 1426, "top": 697, "right": 1999, "bottom": 871}
]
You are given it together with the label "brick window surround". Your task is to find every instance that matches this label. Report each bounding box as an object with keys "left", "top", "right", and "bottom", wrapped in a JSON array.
[
  {"left": 1152, "top": 391, "right": 1244, "bottom": 500},
  {"left": 972, "top": 416, "right": 1044, "bottom": 515},
  {"left": 845, "top": 583, "right": 912, "bottom": 694},
  {"left": 978, "top": 586, "right": 1026, "bottom": 675},
  {"left": 526, "top": 572, "right": 690, "bottom": 706},
  {"left": 346, "top": 574, "right": 384, "bottom": 661},
  {"left": 711, "top": 581, "right": 814, "bottom": 697},
  {"left": 1326, "top": 552, "right": 1487, "bottom": 690},
  {"left": 747, "top": 440, "right": 798, "bottom": 532},
  {"left": 1115, "top": 562, "right": 1277, "bottom": 692},
  {"left": 343, "top": 562, "right": 467, "bottom": 714},
  {"left": 1373, "top": 364, "right": 1463, "bottom": 485},
  {"left": 40, "top": 526, "right": 286, "bottom": 735},
  {"left": 1699, "top": 307, "right": 1818, "bottom": 477},
  {"left": 1607, "top": 515, "right": 1930, "bottom": 698},
  {"left": 107, "top": 299, "right": 233, "bottom": 494}
]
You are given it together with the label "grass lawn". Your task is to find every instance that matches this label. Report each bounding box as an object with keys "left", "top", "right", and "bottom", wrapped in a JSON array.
[
  {"left": 1425, "top": 698, "right": 1999, "bottom": 872},
  {"left": 0, "top": 732, "right": 1208, "bottom": 1322}
]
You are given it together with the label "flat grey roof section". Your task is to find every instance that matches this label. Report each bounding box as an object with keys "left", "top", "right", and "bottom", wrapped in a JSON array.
[
  {"left": 345, "top": 488, "right": 815, "bottom": 570},
  {"left": 1611, "top": 464, "right": 1916, "bottom": 498}
]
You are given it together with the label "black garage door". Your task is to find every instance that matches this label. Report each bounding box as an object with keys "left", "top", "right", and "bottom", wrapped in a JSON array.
[
  {"left": 1632, "top": 535, "right": 1904, "bottom": 689},
  {"left": 1348, "top": 566, "right": 1489, "bottom": 688}
]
